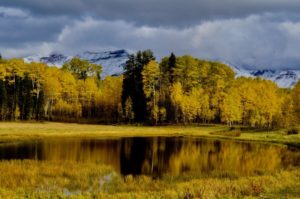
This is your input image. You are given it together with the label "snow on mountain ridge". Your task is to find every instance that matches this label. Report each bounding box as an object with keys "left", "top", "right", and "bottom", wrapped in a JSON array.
[
  {"left": 23, "top": 51, "right": 300, "bottom": 88},
  {"left": 76, "top": 50, "right": 129, "bottom": 77},
  {"left": 40, "top": 54, "right": 70, "bottom": 66},
  {"left": 232, "top": 65, "right": 300, "bottom": 88},
  {"left": 24, "top": 50, "right": 129, "bottom": 78},
  {"left": 250, "top": 69, "right": 277, "bottom": 78}
]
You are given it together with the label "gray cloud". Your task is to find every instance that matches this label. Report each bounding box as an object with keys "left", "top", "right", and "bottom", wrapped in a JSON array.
[
  {"left": 1, "top": 1, "right": 300, "bottom": 70},
  {"left": 48, "top": 14, "right": 300, "bottom": 69},
  {"left": 0, "top": 6, "right": 29, "bottom": 18},
  {"left": 0, "top": 16, "right": 69, "bottom": 46},
  {"left": 1, "top": 0, "right": 300, "bottom": 27}
]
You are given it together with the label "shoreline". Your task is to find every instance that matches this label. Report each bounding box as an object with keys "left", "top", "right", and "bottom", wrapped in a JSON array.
[{"left": 0, "top": 122, "right": 299, "bottom": 147}]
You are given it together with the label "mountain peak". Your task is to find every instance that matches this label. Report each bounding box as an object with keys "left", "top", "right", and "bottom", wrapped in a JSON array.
[
  {"left": 233, "top": 65, "right": 300, "bottom": 88},
  {"left": 23, "top": 51, "right": 300, "bottom": 88},
  {"left": 24, "top": 49, "right": 130, "bottom": 78}
]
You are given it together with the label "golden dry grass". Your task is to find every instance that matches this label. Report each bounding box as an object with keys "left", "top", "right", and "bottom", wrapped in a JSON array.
[
  {"left": 0, "top": 122, "right": 299, "bottom": 198},
  {"left": 0, "top": 160, "right": 298, "bottom": 199},
  {"left": 0, "top": 122, "right": 299, "bottom": 146}
]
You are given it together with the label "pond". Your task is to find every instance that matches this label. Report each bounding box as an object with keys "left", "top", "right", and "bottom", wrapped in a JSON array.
[{"left": 0, "top": 136, "right": 299, "bottom": 177}]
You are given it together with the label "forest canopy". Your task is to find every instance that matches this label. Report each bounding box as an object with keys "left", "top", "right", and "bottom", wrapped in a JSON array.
[{"left": 0, "top": 51, "right": 298, "bottom": 128}]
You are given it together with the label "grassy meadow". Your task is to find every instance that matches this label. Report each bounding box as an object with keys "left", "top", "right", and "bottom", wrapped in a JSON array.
[
  {"left": 0, "top": 160, "right": 298, "bottom": 198},
  {"left": 0, "top": 122, "right": 299, "bottom": 198},
  {"left": 0, "top": 122, "right": 299, "bottom": 146}
]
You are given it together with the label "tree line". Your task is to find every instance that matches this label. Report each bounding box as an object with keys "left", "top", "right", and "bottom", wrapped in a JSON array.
[
  {"left": 0, "top": 51, "right": 299, "bottom": 128},
  {"left": 122, "top": 50, "right": 299, "bottom": 128},
  {"left": 0, "top": 58, "right": 122, "bottom": 123}
]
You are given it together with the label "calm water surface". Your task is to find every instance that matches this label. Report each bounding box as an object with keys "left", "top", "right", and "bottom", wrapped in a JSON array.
[{"left": 0, "top": 137, "right": 299, "bottom": 177}]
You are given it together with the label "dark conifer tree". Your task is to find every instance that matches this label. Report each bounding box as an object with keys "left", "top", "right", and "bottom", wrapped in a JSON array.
[
  {"left": 122, "top": 50, "right": 155, "bottom": 122},
  {"left": 0, "top": 80, "right": 7, "bottom": 120},
  {"left": 18, "top": 75, "right": 33, "bottom": 120},
  {"left": 168, "top": 52, "right": 176, "bottom": 83}
]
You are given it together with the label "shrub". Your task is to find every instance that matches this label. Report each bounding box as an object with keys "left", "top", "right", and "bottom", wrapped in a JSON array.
[
  {"left": 229, "top": 126, "right": 238, "bottom": 131},
  {"left": 287, "top": 128, "right": 299, "bottom": 135}
]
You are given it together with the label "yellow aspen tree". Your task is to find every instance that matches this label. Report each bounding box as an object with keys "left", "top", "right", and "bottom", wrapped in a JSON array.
[
  {"left": 170, "top": 82, "right": 183, "bottom": 123},
  {"left": 292, "top": 80, "right": 300, "bottom": 122},
  {"left": 142, "top": 60, "right": 160, "bottom": 124}
]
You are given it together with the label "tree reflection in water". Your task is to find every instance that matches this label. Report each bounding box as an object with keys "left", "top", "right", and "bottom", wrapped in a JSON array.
[{"left": 0, "top": 137, "right": 299, "bottom": 177}]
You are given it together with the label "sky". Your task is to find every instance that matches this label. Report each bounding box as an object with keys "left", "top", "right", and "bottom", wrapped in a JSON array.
[{"left": 1, "top": 0, "right": 300, "bottom": 69}]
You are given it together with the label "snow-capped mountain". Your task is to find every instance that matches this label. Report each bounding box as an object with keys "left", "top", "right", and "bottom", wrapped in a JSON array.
[
  {"left": 23, "top": 50, "right": 300, "bottom": 88},
  {"left": 24, "top": 49, "right": 129, "bottom": 77},
  {"left": 232, "top": 66, "right": 300, "bottom": 88}
]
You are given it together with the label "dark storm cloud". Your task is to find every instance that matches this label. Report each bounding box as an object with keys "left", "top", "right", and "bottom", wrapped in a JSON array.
[
  {"left": 1, "top": 1, "right": 300, "bottom": 69},
  {"left": 1, "top": 0, "right": 300, "bottom": 26},
  {"left": 0, "top": 7, "right": 71, "bottom": 57},
  {"left": 0, "top": 16, "right": 69, "bottom": 46},
  {"left": 52, "top": 15, "right": 300, "bottom": 69}
]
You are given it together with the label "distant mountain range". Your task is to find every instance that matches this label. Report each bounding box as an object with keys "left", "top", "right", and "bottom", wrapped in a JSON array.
[
  {"left": 232, "top": 65, "right": 300, "bottom": 88},
  {"left": 24, "top": 49, "right": 129, "bottom": 78},
  {"left": 22, "top": 49, "right": 300, "bottom": 88}
]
